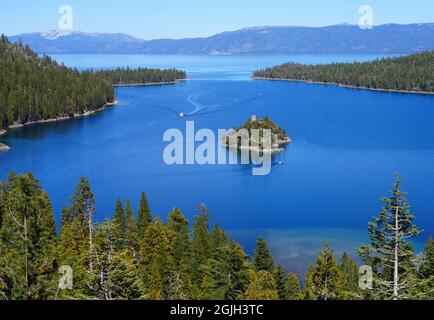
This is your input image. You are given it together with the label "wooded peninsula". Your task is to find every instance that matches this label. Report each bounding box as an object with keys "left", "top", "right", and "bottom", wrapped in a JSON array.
[
  {"left": 253, "top": 51, "right": 434, "bottom": 94},
  {"left": 95, "top": 67, "right": 187, "bottom": 86},
  {"left": 0, "top": 35, "right": 186, "bottom": 132}
]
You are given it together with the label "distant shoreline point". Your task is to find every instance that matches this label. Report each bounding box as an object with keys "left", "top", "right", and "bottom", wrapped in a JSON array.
[{"left": 112, "top": 79, "right": 187, "bottom": 87}]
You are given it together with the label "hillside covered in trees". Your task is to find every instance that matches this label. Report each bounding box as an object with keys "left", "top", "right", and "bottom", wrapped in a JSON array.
[
  {"left": 0, "top": 35, "right": 188, "bottom": 132},
  {"left": 0, "top": 173, "right": 432, "bottom": 300},
  {"left": 0, "top": 35, "right": 114, "bottom": 130},
  {"left": 95, "top": 67, "right": 187, "bottom": 85},
  {"left": 254, "top": 51, "right": 434, "bottom": 94}
]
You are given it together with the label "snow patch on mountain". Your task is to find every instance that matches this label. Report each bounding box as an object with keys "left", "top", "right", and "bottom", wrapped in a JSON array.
[{"left": 41, "top": 30, "right": 98, "bottom": 40}]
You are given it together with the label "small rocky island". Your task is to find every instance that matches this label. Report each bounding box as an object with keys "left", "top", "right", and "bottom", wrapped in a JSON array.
[{"left": 222, "top": 115, "right": 291, "bottom": 153}]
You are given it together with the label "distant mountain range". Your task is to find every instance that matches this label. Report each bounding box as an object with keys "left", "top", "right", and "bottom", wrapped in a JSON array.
[
  {"left": 9, "top": 23, "right": 434, "bottom": 55},
  {"left": 9, "top": 30, "right": 147, "bottom": 54}
]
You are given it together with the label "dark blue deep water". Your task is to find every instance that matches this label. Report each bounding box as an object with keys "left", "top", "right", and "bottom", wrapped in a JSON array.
[{"left": 1, "top": 54, "right": 432, "bottom": 274}]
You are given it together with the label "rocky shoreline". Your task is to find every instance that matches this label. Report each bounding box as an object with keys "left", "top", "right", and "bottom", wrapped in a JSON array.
[
  {"left": 222, "top": 116, "right": 292, "bottom": 154},
  {"left": 0, "top": 101, "right": 117, "bottom": 151},
  {"left": 0, "top": 143, "right": 10, "bottom": 152},
  {"left": 0, "top": 129, "right": 9, "bottom": 152},
  {"left": 223, "top": 137, "right": 291, "bottom": 154}
]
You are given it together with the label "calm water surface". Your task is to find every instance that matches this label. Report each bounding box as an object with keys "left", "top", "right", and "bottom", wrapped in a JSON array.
[{"left": 1, "top": 54, "right": 432, "bottom": 274}]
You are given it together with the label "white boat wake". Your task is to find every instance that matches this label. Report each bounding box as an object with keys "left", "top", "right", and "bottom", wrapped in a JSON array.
[{"left": 185, "top": 92, "right": 262, "bottom": 117}]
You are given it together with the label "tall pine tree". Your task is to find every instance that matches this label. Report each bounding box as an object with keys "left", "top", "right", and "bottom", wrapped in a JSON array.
[
  {"left": 244, "top": 270, "right": 279, "bottom": 300},
  {"left": 0, "top": 173, "right": 57, "bottom": 300},
  {"left": 304, "top": 242, "right": 345, "bottom": 300},
  {"left": 339, "top": 252, "right": 360, "bottom": 298},
  {"left": 137, "top": 192, "right": 152, "bottom": 238},
  {"left": 358, "top": 175, "right": 422, "bottom": 300},
  {"left": 418, "top": 237, "right": 434, "bottom": 299},
  {"left": 274, "top": 264, "right": 287, "bottom": 300},
  {"left": 61, "top": 177, "right": 95, "bottom": 233},
  {"left": 125, "top": 200, "right": 139, "bottom": 259},
  {"left": 113, "top": 199, "right": 126, "bottom": 247},
  {"left": 191, "top": 206, "right": 212, "bottom": 286},
  {"left": 286, "top": 272, "right": 302, "bottom": 300},
  {"left": 253, "top": 237, "right": 274, "bottom": 273},
  {"left": 167, "top": 208, "right": 191, "bottom": 267}
]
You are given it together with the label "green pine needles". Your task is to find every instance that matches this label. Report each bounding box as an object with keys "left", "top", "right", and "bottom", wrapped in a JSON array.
[{"left": 0, "top": 172, "right": 432, "bottom": 300}]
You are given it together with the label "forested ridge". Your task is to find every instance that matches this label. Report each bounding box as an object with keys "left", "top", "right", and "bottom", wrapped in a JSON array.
[
  {"left": 0, "top": 35, "right": 187, "bottom": 131},
  {"left": 95, "top": 67, "right": 187, "bottom": 85},
  {"left": 0, "top": 35, "right": 114, "bottom": 130},
  {"left": 254, "top": 51, "right": 434, "bottom": 93},
  {"left": 0, "top": 173, "right": 432, "bottom": 300}
]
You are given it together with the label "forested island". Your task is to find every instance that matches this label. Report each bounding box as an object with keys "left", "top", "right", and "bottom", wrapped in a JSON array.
[
  {"left": 223, "top": 115, "right": 291, "bottom": 153},
  {"left": 253, "top": 51, "right": 434, "bottom": 94},
  {"left": 0, "top": 172, "right": 432, "bottom": 300},
  {"left": 95, "top": 67, "right": 187, "bottom": 86},
  {"left": 0, "top": 35, "right": 187, "bottom": 137}
]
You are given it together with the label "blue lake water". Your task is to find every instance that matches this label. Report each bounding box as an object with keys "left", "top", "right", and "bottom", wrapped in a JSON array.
[{"left": 0, "top": 54, "right": 432, "bottom": 274}]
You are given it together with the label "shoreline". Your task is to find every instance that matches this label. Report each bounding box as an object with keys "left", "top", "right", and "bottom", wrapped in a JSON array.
[
  {"left": 0, "top": 78, "right": 187, "bottom": 135},
  {"left": 0, "top": 101, "right": 118, "bottom": 149},
  {"left": 0, "top": 143, "right": 10, "bottom": 152},
  {"left": 253, "top": 77, "right": 434, "bottom": 96},
  {"left": 113, "top": 79, "right": 187, "bottom": 87},
  {"left": 222, "top": 138, "right": 291, "bottom": 154},
  {"left": 0, "top": 79, "right": 187, "bottom": 151}
]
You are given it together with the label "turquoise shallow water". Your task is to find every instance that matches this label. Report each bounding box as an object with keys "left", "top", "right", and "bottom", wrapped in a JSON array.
[
  {"left": 229, "top": 228, "right": 425, "bottom": 276},
  {"left": 0, "top": 54, "right": 432, "bottom": 274}
]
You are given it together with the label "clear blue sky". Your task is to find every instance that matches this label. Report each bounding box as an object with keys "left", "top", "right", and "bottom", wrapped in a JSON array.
[{"left": 1, "top": 0, "right": 433, "bottom": 39}]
